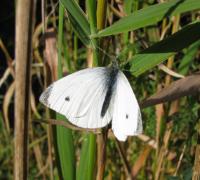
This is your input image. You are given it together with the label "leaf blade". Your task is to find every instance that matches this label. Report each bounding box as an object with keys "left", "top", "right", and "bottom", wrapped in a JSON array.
[
  {"left": 96, "top": 0, "right": 200, "bottom": 37},
  {"left": 130, "top": 22, "right": 200, "bottom": 76},
  {"left": 55, "top": 4, "right": 76, "bottom": 180},
  {"left": 60, "top": 0, "right": 91, "bottom": 46}
]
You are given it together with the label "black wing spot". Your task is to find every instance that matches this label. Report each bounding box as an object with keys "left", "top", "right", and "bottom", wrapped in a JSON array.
[
  {"left": 65, "top": 96, "right": 70, "bottom": 101},
  {"left": 126, "top": 114, "right": 129, "bottom": 119}
]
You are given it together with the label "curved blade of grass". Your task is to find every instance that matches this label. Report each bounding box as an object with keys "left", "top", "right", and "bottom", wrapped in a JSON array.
[
  {"left": 130, "top": 21, "right": 200, "bottom": 76},
  {"left": 60, "top": 0, "right": 91, "bottom": 46},
  {"left": 56, "top": 4, "right": 75, "bottom": 180},
  {"left": 95, "top": 0, "right": 200, "bottom": 37}
]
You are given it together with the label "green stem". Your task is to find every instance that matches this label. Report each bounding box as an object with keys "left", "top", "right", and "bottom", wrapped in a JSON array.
[
  {"left": 86, "top": 0, "right": 99, "bottom": 66},
  {"left": 87, "top": 134, "right": 97, "bottom": 180}
]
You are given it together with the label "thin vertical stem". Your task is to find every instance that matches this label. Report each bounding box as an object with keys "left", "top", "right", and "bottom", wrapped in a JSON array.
[
  {"left": 87, "top": 134, "right": 97, "bottom": 180},
  {"left": 165, "top": 15, "right": 180, "bottom": 86},
  {"left": 96, "top": 1, "right": 108, "bottom": 179},
  {"left": 193, "top": 144, "right": 200, "bottom": 180},
  {"left": 14, "top": 0, "right": 35, "bottom": 179},
  {"left": 85, "top": 1, "right": 99, "bottom": 179},
  {"left": 86, "top": 0, "right": 99, "bottom": 66},
  {"left": 96, "top": 130, "right": 108, "bottom": 180},
  {"left": 57, "top": 3, "right": 64, "bottom": 79},
  {"left": 97, "top": 0, "right": 107, "bottom": 30}
]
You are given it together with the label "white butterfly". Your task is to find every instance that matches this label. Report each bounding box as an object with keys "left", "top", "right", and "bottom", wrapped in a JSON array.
[{"left": 39, "top": 64, "right": 142, "bottom": 141}]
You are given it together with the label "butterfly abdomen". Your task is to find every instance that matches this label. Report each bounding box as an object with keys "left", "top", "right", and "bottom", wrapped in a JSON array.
[{"left": 101, "top": 66, "right": 119, "bottom": 118}]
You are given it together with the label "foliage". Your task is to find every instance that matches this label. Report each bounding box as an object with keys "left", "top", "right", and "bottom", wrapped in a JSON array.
[{"left": 0, "top": 0, "right": 200, "bottom": 179}]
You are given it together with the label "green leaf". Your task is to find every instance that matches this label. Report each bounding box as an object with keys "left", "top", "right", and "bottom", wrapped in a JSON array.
[
  {"left": 56, "top": 4, "right": 76, "bottom": 180},
  {"left": 77, "top": 134, "right": 96, "bottom": 180},
  {"left": 95, "top": 0, "right": 200, "bottom": 37},
  {"left": 60, "top": 0, "right": 91, "bottom": 46},
  {"left": 56, "top": 119, "right": 76, "bottom": 180},
  {"left": 178, "top": 41, "right": 200, "bottom": 75},
  {"left": 76, "top": 135, "right": 89, "bottom": 180},
  {"left": 130, "top": 22, "right": 200, "bottom": 76},
  {"left": 123, "top": 0, "right": 136, "bottom": 44},
  {"left": 76, "top": 2, "right": 98, "bottom": 179}
]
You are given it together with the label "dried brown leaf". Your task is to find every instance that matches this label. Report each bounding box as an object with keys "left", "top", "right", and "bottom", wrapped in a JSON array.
[
  {"left": 141, "top": 73, "right": 200, "bottom": 108},
  {"left": 131, "top": 146, "right": 151, "bottom": 177},
  {"left": 44, "top": 29, "right": 58, "bottom": 81}
]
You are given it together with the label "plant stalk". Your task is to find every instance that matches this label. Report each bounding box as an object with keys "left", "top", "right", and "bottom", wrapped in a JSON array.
[{"left": 14, "top": 0, "right": 35, "bottom": 179}]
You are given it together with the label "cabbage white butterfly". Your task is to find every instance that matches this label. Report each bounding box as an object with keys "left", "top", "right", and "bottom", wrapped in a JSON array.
[{"left": 39, "top": 62, "right": 142, "bottom": 141}]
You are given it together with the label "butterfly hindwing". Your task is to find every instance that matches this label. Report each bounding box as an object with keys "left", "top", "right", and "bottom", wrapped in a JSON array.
[{"left": 112, "top": 71, "right": 142, "bottom": 141}]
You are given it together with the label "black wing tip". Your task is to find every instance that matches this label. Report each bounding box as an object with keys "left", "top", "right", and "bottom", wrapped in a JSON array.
[{"left": 39, "top": 84, "right": 54, "bottom": 107}]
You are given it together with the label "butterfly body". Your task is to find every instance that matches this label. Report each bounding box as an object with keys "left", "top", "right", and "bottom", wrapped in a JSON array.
[
  {"left": 101, "top": 65, "right": 119, "bottom": 118},
  {"left": 40, "top": 65, "right": 142, "bottom": 141}
]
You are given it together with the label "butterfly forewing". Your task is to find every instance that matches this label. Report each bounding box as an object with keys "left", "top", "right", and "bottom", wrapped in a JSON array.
[{"left": 40, "top": 67, "right": 112, "bottom": 128}]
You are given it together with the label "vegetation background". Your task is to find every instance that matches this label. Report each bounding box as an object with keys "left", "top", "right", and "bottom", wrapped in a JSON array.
[{"left": 0, "top": 0, "right": 200, "bottom": 179}]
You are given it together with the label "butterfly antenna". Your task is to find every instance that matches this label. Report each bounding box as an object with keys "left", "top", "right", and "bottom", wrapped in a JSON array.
[{"left": 89, "top": 38, "right": 116, "bottom": 60}]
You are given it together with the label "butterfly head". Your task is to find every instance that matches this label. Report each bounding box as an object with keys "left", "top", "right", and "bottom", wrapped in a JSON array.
[{"left": 111, "top": 59, "right": 119, "bottom": 70}]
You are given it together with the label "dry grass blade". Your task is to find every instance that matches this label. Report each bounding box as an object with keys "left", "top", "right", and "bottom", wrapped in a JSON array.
[
  {"left": 131, "top": 146, "right": 151, "bottom": 178},
  {"left": 43, "top": 28, "right": 58, "bottom": 180},
  {"left": 155, "top": 84, "right": 164, "bottom": 155},
  {"left": 30, "top": 91, "right": 41, "bottom": 119},
  {"left": 141, "top": 73, "right": 200, "bottom": 108},
  {"left": 0, "top": 38, "right": 15, "bottom": 76},
  {"left": 3, "top": 82, "right": 15, "bottom": 133},
  {"left": 158, "top": 64, "right": 184, "bottom": 78},
  {"left": 192, "top": 145, "right": 200, "bottom": 180},
  {"left": 0, "top": 67, "right": 12, "bottom": 87},
  {"left": 109, "top": 4, "right": 125, "bottom": 18},
  {"left": 34, "top": 118, "right": 102, "bottom": 134},
  {"left": 44, "top": 29, "right": 58, "bottom": 81},
  {"left": 155, "top": 122, "right": 173, "bottom": 180},
  {"left": 137, "top": 134, "right": 157, "bottom": 149},
  {"left": 174, "top": 144, "right": 186, "bottom": 176},
  {"left": 29, "top": 125, "right": 46, "bottom": 179},
  {"left": 115, "top": 140, "right": 133, "bottom": 180}
]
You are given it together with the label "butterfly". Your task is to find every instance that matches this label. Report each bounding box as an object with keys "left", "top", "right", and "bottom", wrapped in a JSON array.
[{"left": 39, "top": 62, "right": 142, "bottom": 141}]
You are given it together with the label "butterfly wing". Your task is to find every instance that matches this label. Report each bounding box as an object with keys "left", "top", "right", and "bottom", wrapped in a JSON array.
[
  {"left": 112, "top": 71, "right": 142, "bottom": 141},
  {"left": 40, "top": 67, "right": 112, "bottom": 128}
]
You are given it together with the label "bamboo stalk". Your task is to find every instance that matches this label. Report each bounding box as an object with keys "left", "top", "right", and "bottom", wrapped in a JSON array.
[
  {"left": 96, "top": 1, "right": 108, "bottom": 179},
  {"left": 97, "top": 130, "right": 108, "bottom": 180},
  {"left": 14, "top": 0, "right": 35, "bottom": 179},
  {"left": 193, "top": 145, "right": 200, "bottom": 180}
]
